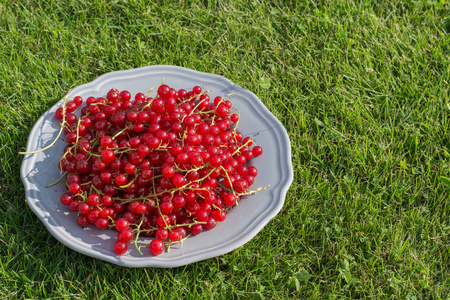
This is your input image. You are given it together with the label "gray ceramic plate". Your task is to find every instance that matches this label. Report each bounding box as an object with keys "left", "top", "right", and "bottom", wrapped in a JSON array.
[{"left": 20, "top": 65, "right": 293, "bottom": 267}]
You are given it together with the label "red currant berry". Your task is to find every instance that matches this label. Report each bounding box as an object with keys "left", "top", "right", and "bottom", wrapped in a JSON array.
[
  {"left": 69, "top": 182, "right": 81, "bottom": 194},
  {"left": 117, "top": 229, "right": 134, "bottom": 243},
  {"left": 115, "top": 218, "right": 129, "bottom": 232},
  {"left": 155, "top": 228, "right": 169, "bottom": 241},
  {"left": 60, "top": 193, "right": 73, "bottom": 206},
  {"left": 101, "top": 149, "right": 115, "bottom": 163},
  {"left": 113, "top": 241, "right": 128, "bottom": 255},
  {"left": 162, "top": 165, "right": 175, "bottom": 178},
  {"left": 211, "top": 209, "right": 226, "bottom": 222},
  {"left": 168, "top": 231, "right": 180, "bottom": 242},
  {"left": 205, "top": 217, "right": 217, "bottom": 230},
  {"left": 77, "top": 215, "right": 90, "bottom": 227},
  {"left": 119, "top": 90, "right": 131, "bottom": 102},
  {"left": 192, "top": 86, "right": 202, "bottom": 95},
  {"left": 190, "top": 224, "right": 203, "bottom": 235},
  {"left": 87, "top": 194, "right": 100, "bottom": 206},
  {"left": 149, "top": 239, "right": 165, "bottom": 256},
  {"left": 95, "top": 218, "right": 109, "bottom": 229}
]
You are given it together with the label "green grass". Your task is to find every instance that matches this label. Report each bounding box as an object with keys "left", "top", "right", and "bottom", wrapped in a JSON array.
[{"left": 1, "top": 0, "right": 450, "bottom": 298}]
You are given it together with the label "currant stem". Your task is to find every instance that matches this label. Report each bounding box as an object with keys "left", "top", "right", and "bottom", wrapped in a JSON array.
[
  {"left": 219, "top": 166, "right": 236, "bottom": 196},
  {"left": 232, "top": 138, "right": 253, "bottom": 156},
  {"left": 20, "top": 94, "right": 70, "bottom": 155},
  {"left": 145, "top": 87, "right": 154, "bottom": 97},
  {"left": 238, "top": 184, "right": 270, "bottom": 196},
  {"left": 112, "top": 125, "right": 133, "bottom": 140},
  {"left": 45, "top": 172, "right": 67, "bottom": 187},
  {"left": 119, "top": 177, "right": 136, "bottom": 189},
  {"left": 133, "top": 216, "right": 146, "bottom": 255}
]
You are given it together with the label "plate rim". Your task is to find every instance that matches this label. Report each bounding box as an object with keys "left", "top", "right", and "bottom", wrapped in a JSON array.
[{"left": 20, "top": 65, "right": 294, "bottom": 267}]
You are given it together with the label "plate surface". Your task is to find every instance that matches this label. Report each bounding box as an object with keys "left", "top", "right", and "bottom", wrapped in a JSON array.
[{"left": 20, "top": 65, "right": 293, "bottom": 267}]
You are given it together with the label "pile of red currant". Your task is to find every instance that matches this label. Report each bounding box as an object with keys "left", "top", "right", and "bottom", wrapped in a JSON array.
[{"left": 53, "top": 82, "right": 265, "bottom": 256}]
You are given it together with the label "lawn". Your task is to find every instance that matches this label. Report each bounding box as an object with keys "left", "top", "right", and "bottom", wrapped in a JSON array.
[{"left": 1, "top": 0, "right": 450, "bottom": 298}]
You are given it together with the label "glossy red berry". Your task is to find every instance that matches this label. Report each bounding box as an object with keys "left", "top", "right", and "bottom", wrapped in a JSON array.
[
  {"left": 101, "top": 149, "right": 115, "bottom": 163},
  {"left": 87, "top": 194, "right": 100, "bottom": 206},
  {"left": 190, "top": 224, "right": 203, "bottom": 235},
  {"left": 60, "top": 193, "right": 72, "bottom": 205},
  {"left": 95, "top": 218, "right": 109, "bottom": 229},
  {"left": 69, "top": 182, "right": 81, "bottom": 194},
  {"left": 117, "top": 229, "right": 134, "bottom": 243},
  {"left": 77, "top": 215, "right": 90, "bottom": 227},
  {"left": 192, "top": 86, "right": 202, "bottom": 95},
  {"left": 119, "top": 90, "right": 131, "bottom": 102},
  {"left": 149, "top": 239, "right": 165, "bottom": 256},
  {"left": 168, "top": 231, "right": 180, "bottom": 242},
  {"left": 115, "top": 218, "right": 129, "bottom": 232},
  {"left": 114, "top": 241, "right": 128, "bottom": 255},
  {"left": 156, "top": 228, "right": 169, "bottom": 241}
]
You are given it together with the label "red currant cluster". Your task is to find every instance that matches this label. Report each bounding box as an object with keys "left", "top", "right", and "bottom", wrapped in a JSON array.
[{"left": 54, "top": 82, "right": 264, "bottom": 256}]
